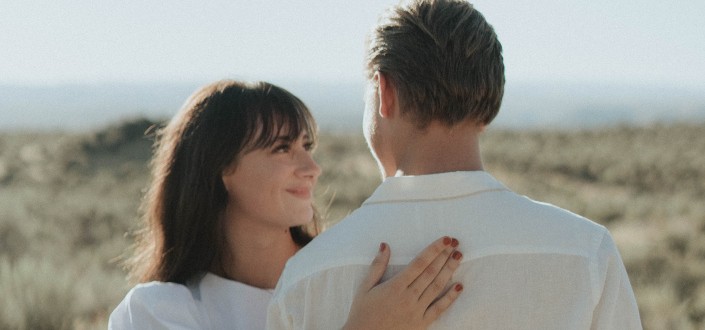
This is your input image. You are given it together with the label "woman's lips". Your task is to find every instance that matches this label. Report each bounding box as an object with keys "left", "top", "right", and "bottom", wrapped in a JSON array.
[{"left": 286, "top": 187, "right": 312, "bottom": 199}]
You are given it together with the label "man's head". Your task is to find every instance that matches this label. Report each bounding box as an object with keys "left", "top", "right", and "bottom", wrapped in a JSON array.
[{"left": 364, "top": 0, "right": 504, "bottom": 129}]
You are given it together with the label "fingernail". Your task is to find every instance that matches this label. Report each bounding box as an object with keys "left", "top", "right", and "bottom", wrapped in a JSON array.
[
  {"left": 451, "top": 238, "right": 459, "bottom": 248},
  {"left": 443, "top": 236, "right": 452, "bottom": 246},
  {"left": 379, "top": 242, "right": 387, "bottom": 252},
  {"left": 452, "top": 251, "right": 463, "bottom": 260},
  {"left": 455, "top": 283, "right": 464, "bottom": 292}
]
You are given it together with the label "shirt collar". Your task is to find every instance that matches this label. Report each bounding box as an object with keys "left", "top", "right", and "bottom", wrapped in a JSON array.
[{"left": 363, "top": 171, "right": 508, "bottom": 205}]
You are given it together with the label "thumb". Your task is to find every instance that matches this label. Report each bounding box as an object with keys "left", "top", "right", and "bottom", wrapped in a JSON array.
[{"left": 360, "top": 242, "right": 391, "bottom": 292}]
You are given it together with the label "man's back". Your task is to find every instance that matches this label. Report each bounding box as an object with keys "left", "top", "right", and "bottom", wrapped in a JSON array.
[{"left": 267, "top": 171, "right": 641, "bottom": 329}]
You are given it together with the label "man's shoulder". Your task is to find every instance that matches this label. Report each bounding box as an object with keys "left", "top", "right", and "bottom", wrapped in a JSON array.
[
  {"left": 521, "top": 196, "right": 607, "bottom": 233},
  {"left": 504, "top": 194, "right": 611, "bottom": 252}
]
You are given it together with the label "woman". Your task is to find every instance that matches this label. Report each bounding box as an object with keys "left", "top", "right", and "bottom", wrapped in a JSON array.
[{"left": 109, "top": 80, "right": 463, "bottom": 329}]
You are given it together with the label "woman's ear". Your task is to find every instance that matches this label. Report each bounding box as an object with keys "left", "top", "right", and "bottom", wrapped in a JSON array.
[
  {"left": 221, "top": 162, "right": 237, "bottom": 192},
  {"left": 375, "top": 72, "right": 397, "bottom": 119},
  {"left": 222, "top": 163, "right": 234, "bottom": 177}
]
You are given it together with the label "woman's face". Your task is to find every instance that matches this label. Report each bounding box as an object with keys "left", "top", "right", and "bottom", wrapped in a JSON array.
[{"left": 222, "top": 130, "right": 321, "bottom": 231}]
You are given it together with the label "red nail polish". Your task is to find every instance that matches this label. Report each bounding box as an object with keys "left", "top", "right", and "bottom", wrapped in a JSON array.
[
  {"left": 451, "top": 238, "right": 459, "bottom": 248},
  {"left": 452, "top": 251, "right": 462, "bottom": 260},
  {"left": 455, "top": 284, "right": 463, "bottom": 292},
  {"left": 379, "top": 242, "right": 387, "bottom": 252},
  {"left": 443, "top": 236, "right": 452, "bottom": 245}
]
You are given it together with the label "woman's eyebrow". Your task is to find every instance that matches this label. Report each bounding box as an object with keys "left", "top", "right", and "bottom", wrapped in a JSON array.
[
  {"left": 272, "top": 135, "right": 295, "bottom": 143},
  {"left": 276, "top": 132, "right": 310, "bottom": 141}
]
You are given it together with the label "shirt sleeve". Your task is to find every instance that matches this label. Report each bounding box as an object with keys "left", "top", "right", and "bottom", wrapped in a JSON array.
[
  {"left": 591, "top": 232, "right": 643, "bottom": 330},
  {"left": 109, "top": 282, "right": 203, "bottom": 330}
]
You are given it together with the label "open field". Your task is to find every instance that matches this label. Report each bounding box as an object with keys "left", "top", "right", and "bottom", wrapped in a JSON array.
[{"left": 1, "top": 118, "right": 703, "bottom": 329}]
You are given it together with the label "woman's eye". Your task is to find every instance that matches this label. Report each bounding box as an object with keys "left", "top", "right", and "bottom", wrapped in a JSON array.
[
  {"left": 273, "top": 144, "right": 290, "bottom": 153},
  {"left": 304, "top": 142, "right": 315, "bottom": 151}
]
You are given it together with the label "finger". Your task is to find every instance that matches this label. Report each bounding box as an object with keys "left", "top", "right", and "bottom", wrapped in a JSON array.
[
  {"left": 394, "top": 236, "right": 455, "bottom": 287},
  {"left": 406, "top": 242, "right": 455, "bottom": 297},
  {"left": 418, "top": 250, "right": 463, "bottom": 305},
  {"left": 423, "top": 282, "right": 464, "bottom": 323},
  {"left": 360, "top": 242, "right": 391, "bottom": 292}
]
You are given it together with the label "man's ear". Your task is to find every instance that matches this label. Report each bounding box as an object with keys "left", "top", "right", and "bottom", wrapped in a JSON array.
[{"left": 375, "top": 72, "right": 397, "bottom": 119}]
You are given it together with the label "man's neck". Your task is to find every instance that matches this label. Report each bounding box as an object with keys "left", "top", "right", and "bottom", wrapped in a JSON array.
[{"left": 385, "top": 120, "right": 484, "bottom": 177}]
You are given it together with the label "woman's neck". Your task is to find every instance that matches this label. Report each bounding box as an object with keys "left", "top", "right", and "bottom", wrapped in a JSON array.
[{"left": 216, "top": 214, "right": 300, "bottom": 289}]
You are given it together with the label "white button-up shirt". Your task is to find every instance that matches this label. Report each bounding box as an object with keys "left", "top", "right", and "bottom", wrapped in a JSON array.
[
  {"left": 110, "top": 273, "right": 273, "bottom": 329},
  {"left": 267, "top": 171, "right": 641, "bottom": 330}
]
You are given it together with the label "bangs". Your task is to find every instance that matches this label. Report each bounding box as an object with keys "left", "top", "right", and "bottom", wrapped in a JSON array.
[{"left": 242, "top": 84, "right": 318, "bottom": 151}]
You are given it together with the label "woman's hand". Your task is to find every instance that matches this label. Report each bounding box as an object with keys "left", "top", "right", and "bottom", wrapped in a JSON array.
[{"left": 342, "top": 236, "right": 464, "bottom": 330}]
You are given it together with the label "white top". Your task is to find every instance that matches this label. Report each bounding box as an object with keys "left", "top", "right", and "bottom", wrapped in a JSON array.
[
  {"left": 268, "top": 171, "right": 642, "bottom": 330},
  {"left": 110, "top": 272, "right": 272, "bottom": 330}
]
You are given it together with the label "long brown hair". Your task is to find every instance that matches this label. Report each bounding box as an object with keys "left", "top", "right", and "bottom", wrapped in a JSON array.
[{"left": 128, "top": 80, "right": 319, "bottom": 284}]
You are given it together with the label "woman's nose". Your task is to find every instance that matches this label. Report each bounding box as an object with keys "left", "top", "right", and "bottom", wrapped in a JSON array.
[{"left": 297, "top": 151, "right": 321, "bottom": 179}]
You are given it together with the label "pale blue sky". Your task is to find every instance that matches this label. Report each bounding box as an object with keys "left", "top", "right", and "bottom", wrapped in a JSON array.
[{"left": 1, "top": 0, "right": 704, "bottom": 88}]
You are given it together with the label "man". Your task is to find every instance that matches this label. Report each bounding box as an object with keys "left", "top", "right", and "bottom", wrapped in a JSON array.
[{"left": 267, "top": 0, "right": 642, "bottom": 329}]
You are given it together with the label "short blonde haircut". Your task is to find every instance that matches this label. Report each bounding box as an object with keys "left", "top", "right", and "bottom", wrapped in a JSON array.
[{"left": 366, "top": 0, "right": 505, "bottom": 127}]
